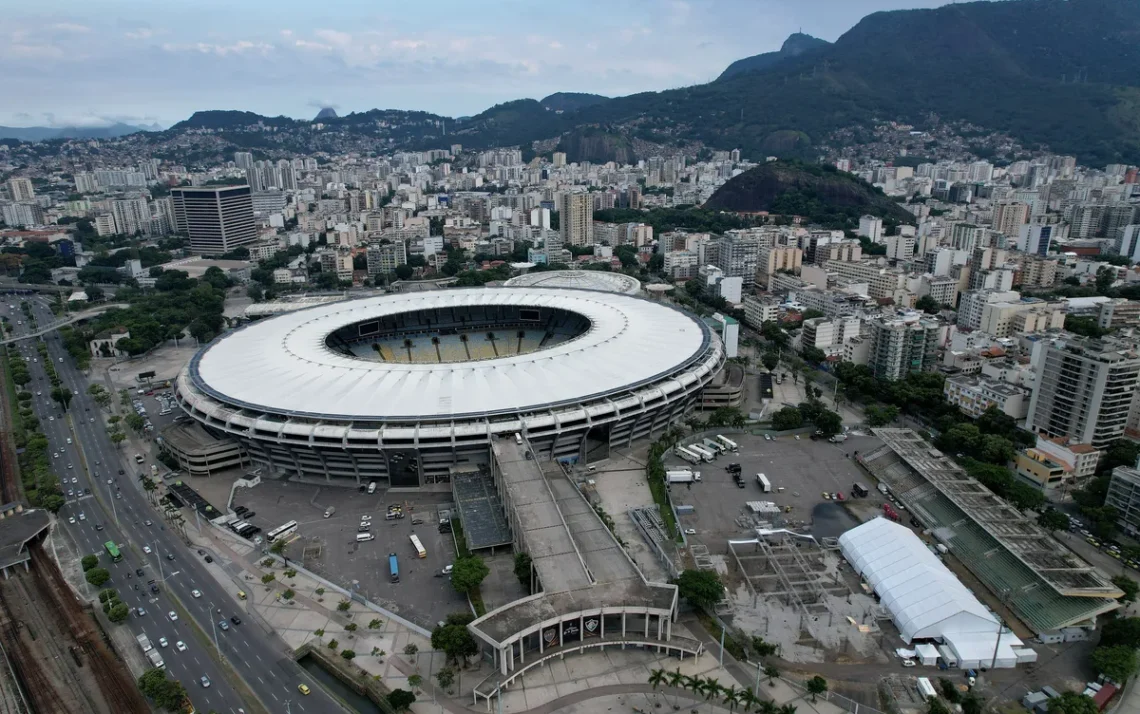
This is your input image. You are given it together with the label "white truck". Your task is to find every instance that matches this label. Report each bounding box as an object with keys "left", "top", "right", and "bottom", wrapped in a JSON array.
[
  {"left": 666, "top": 470, "right": 701, "bottom": 484},
  {"left": 147, "top": 649, "right": 165, "bottom": 669},
  {"left": 137, "top": 633, "right": 153, "bottom": 653},
  {"left": 689, "top": 444, "right": 715, "bottom": 462},
  {"left": 756, "top": 473, "right": 772, "bottom": 493},
  {"left": 675, "top": 446, "right": 702, "bottom": 465},
  {"left": 829, "top": 434, "right": 848, "bottom": 443},
  {"left": 702, "top": 439, "right": 725, "bottom": 454}
]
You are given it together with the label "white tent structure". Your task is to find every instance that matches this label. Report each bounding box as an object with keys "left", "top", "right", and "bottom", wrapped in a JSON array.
[{"left": 839, "top": 518, "right": 1022, "bottom": 667}]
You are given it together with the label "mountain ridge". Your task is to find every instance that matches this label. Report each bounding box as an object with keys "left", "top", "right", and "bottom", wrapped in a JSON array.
[
  {"left": 717, "top": 33, "right": 831, "bottom": 81},
  {"left": 0, "top": 122, "right": 160, "bottom": 142}
]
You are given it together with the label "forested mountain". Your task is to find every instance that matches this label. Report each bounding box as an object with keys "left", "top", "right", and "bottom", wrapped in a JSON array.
[{"left": 717, "top": 33, "right": 830, "bottom": 81}]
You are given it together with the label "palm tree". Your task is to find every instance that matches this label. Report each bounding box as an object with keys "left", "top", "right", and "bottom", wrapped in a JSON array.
[
  {"left": 722, "top": 684, "right": 741, "bottom": 711},
  {"left": 684, "top": 675, "right": 703, "bottom": 709},
  {"left": 666, "top": 669, "right": 686, "bottom": 710},
  {"left": 431, "top": 336, "right": 441, "bottom": 362},
  {"left": 702, "top": 677, "right": 724, "bottom": 712},
  {"left": 738, "top": 687, "right": 761, "bottom": 714},
  {"left": 764, "top": 664, "right": 780, "bottom": 687},
  {"left": 777, "top": 704, "right": 798, "bottom": 714},
  {"left": 648, "top": 669, "right": 668, "bottom": 708}
]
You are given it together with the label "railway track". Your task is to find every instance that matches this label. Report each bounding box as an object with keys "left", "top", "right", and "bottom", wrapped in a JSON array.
[
  {"left": 26, "top": 546, "right": 150, "bottom": 714},
  {"left": 0, "top": 580, "right": 71, "bottom": 714}
]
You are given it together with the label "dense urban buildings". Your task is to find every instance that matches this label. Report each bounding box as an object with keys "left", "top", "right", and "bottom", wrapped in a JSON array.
[{"left": 171, "top": 185, "right": 257, "bottom": 255}]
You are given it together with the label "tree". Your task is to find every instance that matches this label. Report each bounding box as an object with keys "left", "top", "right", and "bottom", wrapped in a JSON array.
[
  {"left": 962, "top": 694, "right": 983, "bottom": 714},
  {"left": 50, "top": 386, "right": 73, "bottom": 410},
  {"left": 915, "top": 295, "right": 942, "bottom": 314},
  {"left": 771, "top": 406, "right": 803, "bottom": 431},
  {"left": 137, "top": 668, "right": 188, "bottom": 711},
  {"left": 81, "top": 554, "right": 99, "bottom": 571},
  {"left": 649, "top": 668, "right": 668, "bottom": 706},
  {"left": 408, "top": 674, "right": 423, "bottom": 690},
  {"left": 1047, "top": 692, "right": 1100, "bottom": 714},
  {"left": 436, "top": 666, "right": 456, "bottom": 692},
  {"left": 394, "top": 264, "right": 414, "bottom": 280},
  {"left": 764, "top": 664, "right": 780, "bottom": 685},
  {"left": 450, "top": 555, "right": 490, "bottom": 594},
  {"left": 801, "top": 346, "right": 827, "bottom": 366},
  {"left": 341, "top": 649, "right": 357, "bottom": 661},
  {"left": 108, "top": 602, "right": 130, "bottom": 623},
  {"left": 927, "top": 696, "right": 951, "bottom": 714},
  {"left": 431, "top": 613, "right": 479, "bottom": 666},
  {"left": 806, "top": 676, "right": 828, "bottom": 702},
  {"left": 812, "top": 408, "right": 843, "bottom": 436},
  {"left": 674, "top": 569, "right": 724, "bottom": 611},
  {"left": 1100, "top": 617, "right": 1140, "bottom": 649},
  {"left": 336, "top": 599, "right": 350, "bottom": 611},
  {"left": 1113, "top": 575, "right": 1139, "bottom": 603},
  {"left": 1092, "top": 644, "right": 1138, "bottom": 682},
  {"left": 513, "top": 552, "right": 533, "bottom": 591},
  {"left": 85, "top": 567, "right": 111, "bottom": 587},
  {"left": 387, "top": 689, "right": 416, "bottom": 712},
  {"left": 865, "top": 405, "right": 899, "bottom": 427},
  {"left": 761, "top": 351, "right": 780, "bottom": 371},
  {"left": 403, "top": 643, "right": 419, "bottom": 657},
  {"left": 1037, "top": 509, "right": 1071, "bottom": 532}
]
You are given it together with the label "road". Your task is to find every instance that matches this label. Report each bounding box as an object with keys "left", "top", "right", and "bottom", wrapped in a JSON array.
[
  {"left": 0, "top": 303, "right": 129, "bottom": 345},
  {"left": 4, "top": 297, "right": 347, "bottom": 714}
]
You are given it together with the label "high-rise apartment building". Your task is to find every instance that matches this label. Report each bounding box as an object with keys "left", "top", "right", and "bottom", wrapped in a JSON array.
[
  {"left": 1017, "top": 224, "right": 1056, "bottom": 256},
  {"left": 6, "top": 177, "right": 34, "bottom": 202},
  {"left": 1026, "top": 337, "right": 1140, "bottom": 448},
  {"left": 170, "top": 185, "right": 257, "bottom": 255},
  {"left": 557, "top": 192, "right": 593, "bottom": 247},
  {"left": 111, "top": 197, "right": 151, "bottom": 236},
  {"left": 715, "top": 231, "right": 762, "bottom": 288},
  {"left": 234, "top": 152, "right": 254, "bottom": 170},
  {"left": 74, "top": 172, "right": 99, "bottom": 194},
  {"left": 867, "top": 317, "right": 940, "bottom": 382},
  {"left": 992, "top": 203, "right": 1030, "bottom": 236},
  {"left": 1, "top": 202, "right": 44, "bottom": 227},
  {"left": 366, "top": 242, "right": 407, "bottom": 278}
]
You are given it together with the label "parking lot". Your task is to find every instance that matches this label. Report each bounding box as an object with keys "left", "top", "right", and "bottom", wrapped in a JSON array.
[
  {"left": 229, "top": 480, "right": 469, "bottom": 631},
  {"left": 666, "top": 432, "right": 885, "bottom": 547}
]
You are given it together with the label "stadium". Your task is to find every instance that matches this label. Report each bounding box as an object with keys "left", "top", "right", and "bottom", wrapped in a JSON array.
[{"left": 174, "top": 287, "right": 724, "bottom": 485}]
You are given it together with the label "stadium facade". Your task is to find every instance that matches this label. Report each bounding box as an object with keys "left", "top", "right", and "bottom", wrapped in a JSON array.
[{"left": 174, "top": 288, "right": 723, "bottom": 485}]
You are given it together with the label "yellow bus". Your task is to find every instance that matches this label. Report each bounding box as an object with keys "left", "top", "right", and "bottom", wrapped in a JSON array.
[{"left": 409, "top": 534, "right": 426, "bottom": 559}]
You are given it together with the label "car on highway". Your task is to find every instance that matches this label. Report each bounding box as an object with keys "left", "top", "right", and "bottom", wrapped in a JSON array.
[
  {"left": 191, "top": 589, "right": 201, "bottom": 598},
  {"left": 95, "top": 523, "right": 103, "bottom": 530},
  {"left": 67, "top": 490, "right": 74, "bottom": 497},
  {"left": 199, "top": 676, "right": 210, "bottom": 688},
  {"left": 167, "top": 611, "right": 178, "bottom": 622},
  {"left": 144, "top": 520, "right": 152, "bottom": 526},
  {"left": 298, "top": 684, "right": 311, "bottom": 695},
  {"left": 136, "top": 607, "right": 146, "bottom": 617},
  {"left": 136, "top": 568, "right": 144, "bottom": 576},
  {"left": 175, "top": 641, "right": 187, "bottom": 652},
  {"left": 218, "top": 620, "right": 230, "bottom": 631},
  {"left": 66, "top": 437, "right": 72, "bottom": 444},
  {"left": 158, "top": 637, "right": 168, "bottom": 648},
  {"left": 68, "top": 516, "right": 76, "bottom": 524},
  {"left": 72, "top": 477, "right": 78, "bottom": 484},
  {"left": 53, "top": 452, "right": 59, "bottom": 458},
  {"left": 230, "top": 616, "right": 241, "bottom": 626},
  {"left": 166, "top": 553, "right": 175, "bottom": 561},
  {"left": 78, "top": 512, "right": 85, "bottom": 521},
  {"left": 143, "top": 546, "right": 152, "bottom": 554},
  {"left": 360, "top": 515, "right": 372, "bottom": 521},
  {"left": 117, "top": 469, "right": 124, "bottom": 475}
]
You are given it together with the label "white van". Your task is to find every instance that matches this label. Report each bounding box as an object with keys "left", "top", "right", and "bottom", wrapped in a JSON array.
[
  {"left": 367, "top": 481, "right": 377, "bottom": 495},
  {"left": 355, "top": 533, "right": 375, "bottom": 542}
]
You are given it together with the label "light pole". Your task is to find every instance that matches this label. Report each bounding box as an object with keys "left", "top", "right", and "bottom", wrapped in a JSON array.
[
  {"left": 208, "top": 602, "right": 223, "bottom": 662},
  {"left": 107, "top": 483, "right": 118, "bottom": 525}
]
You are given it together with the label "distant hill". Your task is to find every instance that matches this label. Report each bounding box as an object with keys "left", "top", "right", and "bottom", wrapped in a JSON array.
[
  {"left": 556, "top": 126, "right": 635, "bottom": 164},
  {"left": 314, "top": 107, "right": 338, "bottom": 120},
  {"left": 703, "top": 161, "right": 914, "bottom": 228},
  {"left": 540, "top": 92, "right": 609, "bottom": 113},
  {"left": 717, "top": 33, "right": 830, "bottom": 81},
  {"left": 170, "top": 110, "right": 298, "bottom": 131},
  {"left": 0, "top": 122, "right": 158, "bottom": 142}
]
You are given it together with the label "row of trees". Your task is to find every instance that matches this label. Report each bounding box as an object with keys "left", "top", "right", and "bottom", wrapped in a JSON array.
[
  {"left": 649, "top": 668, "right": 806, "bottom": 712},
  {"left": 8, "top": 336, "right": 66, "bottom": 512}
]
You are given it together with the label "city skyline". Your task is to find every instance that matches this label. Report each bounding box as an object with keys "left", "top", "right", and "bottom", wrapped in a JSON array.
[{"left": 2, "top": 0, "right": 950, "bottom": 128}]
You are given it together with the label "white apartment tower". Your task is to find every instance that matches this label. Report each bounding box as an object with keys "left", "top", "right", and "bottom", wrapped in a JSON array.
[
  {"left": 557, "top": 192, "right": 594, "bottom": 247},
  {"left": 1026, "top": 338, "right": 1140, "bottom": 448},
  {"left": 6, "top": 177, "right": 34, "bottom": 202}
]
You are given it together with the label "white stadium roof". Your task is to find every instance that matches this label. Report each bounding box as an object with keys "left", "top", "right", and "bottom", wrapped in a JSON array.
[
  {"left": 839, "top": 518, "right": 999, "bottom": 644},
  {"left": 504, "top": 270, "right": 642, "bottom": 295},
  {"left": 190, "top": 287, "right": 711, "bottom": 421}
]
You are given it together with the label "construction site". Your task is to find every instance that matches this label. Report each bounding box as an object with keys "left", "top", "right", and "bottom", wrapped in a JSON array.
[{"left": 724, "top": 530, "right": 886, "bottom": 663}]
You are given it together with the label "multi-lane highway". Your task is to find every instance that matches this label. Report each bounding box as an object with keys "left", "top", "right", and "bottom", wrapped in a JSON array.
[{"left": 3, "top": 296, "right": 346, "bottom": 714}]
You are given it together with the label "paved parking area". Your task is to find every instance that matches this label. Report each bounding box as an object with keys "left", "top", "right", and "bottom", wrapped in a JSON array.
[
  {"left": 667, "top": 433, "right": 883, "bottom": 549},
  {"left": 229, "top": 480, "right": 469, "bottom": 631}
]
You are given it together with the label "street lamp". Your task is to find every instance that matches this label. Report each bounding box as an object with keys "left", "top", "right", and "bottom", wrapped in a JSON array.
[{"left": 208, "top": 602, "right": 223, "bottom": 663}]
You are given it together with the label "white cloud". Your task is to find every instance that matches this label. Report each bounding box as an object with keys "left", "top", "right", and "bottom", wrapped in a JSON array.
[{"left": 50, "top": 23, "right": 90, "bottom": 33}]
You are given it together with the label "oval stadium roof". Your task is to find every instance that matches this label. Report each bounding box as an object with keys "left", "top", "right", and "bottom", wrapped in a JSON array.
[
  {"left": 190, "top": 287, "right": 710, "bottom": 421},
  {"left": 504, "top": 270, "right": 642, "bottom": 295}
]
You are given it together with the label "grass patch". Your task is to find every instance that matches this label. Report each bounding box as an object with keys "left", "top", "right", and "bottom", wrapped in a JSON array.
[{"left": 695, "top": 611, "right": 748, "bottom": 661}]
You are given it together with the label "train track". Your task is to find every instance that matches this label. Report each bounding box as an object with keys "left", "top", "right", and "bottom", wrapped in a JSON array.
[
  {"left": 26, "top": 546, "right": 150, "bottom": 714},
  {"left": 0, "top": 578, "right": 71, "bottom": 713}
]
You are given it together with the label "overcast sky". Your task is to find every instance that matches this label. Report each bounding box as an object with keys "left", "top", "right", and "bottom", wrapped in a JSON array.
[{"left": 1, "top": 0, "right": 954, "bottom": 128}]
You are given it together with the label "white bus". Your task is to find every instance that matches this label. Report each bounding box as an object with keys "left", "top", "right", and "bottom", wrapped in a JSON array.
[
  {"left": 410, "top": 534, "right": 427, "bottom": 559},
  {"left": 716, "top": 435, "right": 738, "bottom": 452},
  {"left": 675, "top": 447, "right": 702, "bottom": 465},
  {"left": 689, "top": 444, "right": 715, "bottom": 462},
  {"left": 266, "top": 520, "right": 299, "bottom": 543}
]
